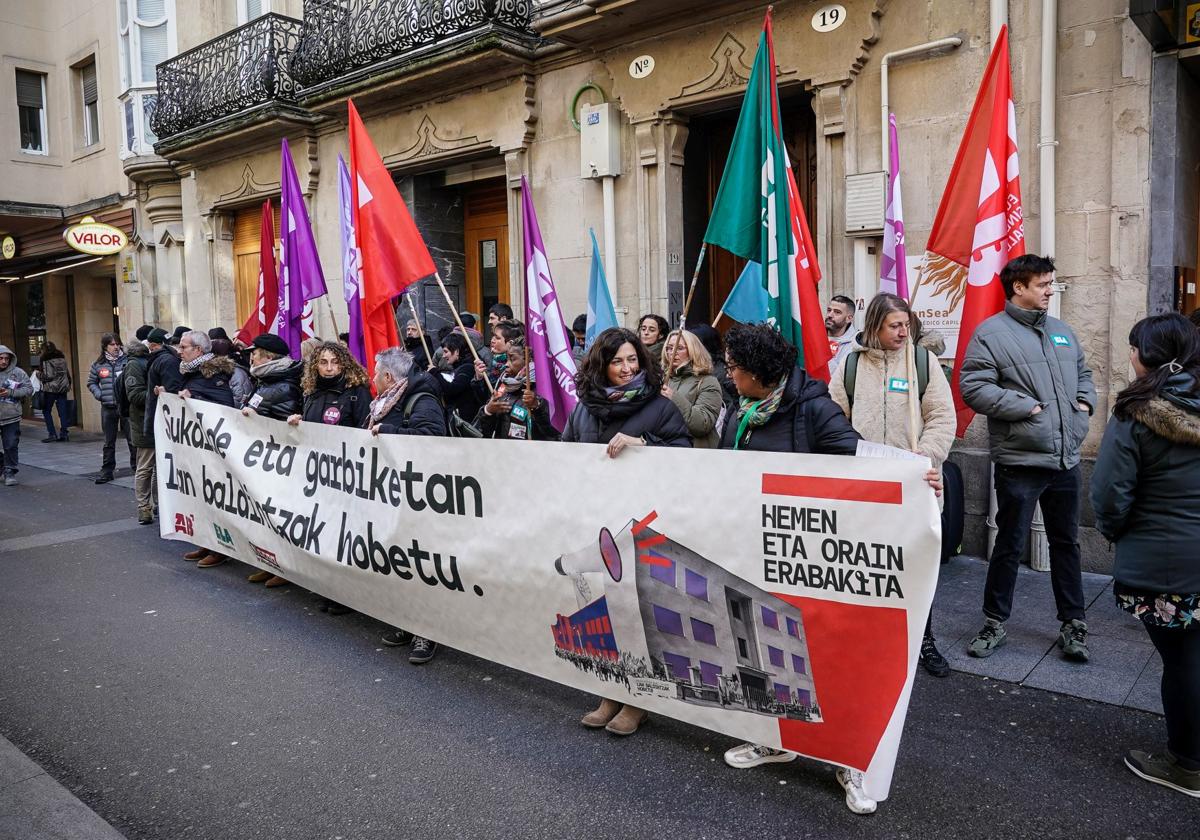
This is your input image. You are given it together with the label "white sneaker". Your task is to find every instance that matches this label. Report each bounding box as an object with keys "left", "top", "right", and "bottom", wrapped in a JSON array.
[
  {"left": 723, "top": 742, "right": 798, "bottom": 769},
  {"left": 835, "top": 767, "right": 877, "bottom": 814}
]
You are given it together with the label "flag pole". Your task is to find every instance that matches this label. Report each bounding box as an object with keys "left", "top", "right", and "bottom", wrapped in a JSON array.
[
  {"left": 711, "top": 310, "right": 725, "bottom": 330},
  {"left": 431, "top": 272, "right": 495, "bottom": 394},
  {"left": 905, "top": 336, "right": 920, "bottom": 451},
  {"left": 679, "top": 243, "right": 707, "bottom": 328},
  {"left": 404, "top": 294, "right": 434, "bottom": 370},
  {"left": 323, "top": 296, "right": 342, "bottom": 340}
]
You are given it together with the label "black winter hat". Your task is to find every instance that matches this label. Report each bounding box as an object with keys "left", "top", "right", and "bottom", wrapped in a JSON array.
[
  {"left": 147, "top": 328, "right": 169, "bottom": 345},
  {"left": 208, "top": 327, "right": 230, "bottom": 341},
  {"left": 251, "top": 333, "right": 291, "bottom": 357},
  {"left": 169, "top": 325, "right": 190, "bottom": 344},
  {"left": 135, "top": 324, "right": 154, "bottom": 341}
]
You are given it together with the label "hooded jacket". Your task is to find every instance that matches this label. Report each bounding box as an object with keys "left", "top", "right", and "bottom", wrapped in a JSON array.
[
  {"left": 40, "top": 356, "right": 71, "bottom": 394},
  {"left": 122, "top": 342, "right": 153, "bottom": 448},
  {"left": 1090, "top": 374, "right": 1200, "bottom": 594},
  {"left": 717, "top": 366, "right": 860, "bottom": 455},
  {"left": 0, "top": 345, "right": 33, "bottom": 425},
  {"left": 959, "top": 301, "right": 1096, "bottom": 469},
  {"left": 245, "top": 358, "right": 304, "bottom": 421},
  {"left": 829, "top": 337, "right": 955, "bottom": 468},
  {"left": 144, "top": 345, "right": 183, "bottom": 441},
  {"left": 826, "top": 327, "right": 857, "bottom": 380},
  {"left": 665, "top": 365, "right": 724, "bottom": 449},
  {"left": 180, "top": 356, "right": 236, "bottom": 407}
]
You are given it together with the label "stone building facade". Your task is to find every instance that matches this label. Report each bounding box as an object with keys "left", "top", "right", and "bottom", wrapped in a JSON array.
[{"left": 3, "top": 1, "right": 1197, "bottom": 565}]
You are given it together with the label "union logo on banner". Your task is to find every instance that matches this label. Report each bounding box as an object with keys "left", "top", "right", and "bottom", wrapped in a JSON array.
[
  {"left": 250, "top": 543, "right": 281, "bottom": 570},
  {"left": 173, "top": 513, "right": 194, "bottom": 537}
]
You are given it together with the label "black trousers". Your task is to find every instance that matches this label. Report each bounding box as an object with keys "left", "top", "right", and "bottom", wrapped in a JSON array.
[
  {"left": 983, "top": 464, "right": 1086, "bottom": 624},
  {"left": 1145, "top": 622, "right": 1200, "bottom": 769},
  {"left": 100, "top": 405, "right": 134, "bottom": 476}
]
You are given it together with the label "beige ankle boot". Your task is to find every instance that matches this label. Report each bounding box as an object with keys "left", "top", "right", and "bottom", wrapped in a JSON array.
[
  {"left": 605, "top": 705, "right": 648, "bottom": 736},
  {"left": 580, "top": 698, "right": 622, "bottom": 728}
]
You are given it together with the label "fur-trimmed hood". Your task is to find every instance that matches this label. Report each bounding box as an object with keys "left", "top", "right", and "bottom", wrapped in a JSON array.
[
  {"left": 196, "top": 355, "right": 235, "bottom": 379},
  {"left": 1130, "top": 397, "right": 1200, "bottom": 447}
]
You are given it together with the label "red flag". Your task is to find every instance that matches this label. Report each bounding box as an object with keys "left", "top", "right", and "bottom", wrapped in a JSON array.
[
  {"left": 347, "top": 100, "right": 435, "bottom": 376},
  {"left": 921, "top": 26, "right": 1024, "bottom": 436},
  {"left": 235, "top": 201, "right": 279, "bottom": 346}
]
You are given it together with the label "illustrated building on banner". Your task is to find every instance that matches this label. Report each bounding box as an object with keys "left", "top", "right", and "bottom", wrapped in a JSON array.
[{"left": 551, "top": 516, "right": 821, "bottom": 722}]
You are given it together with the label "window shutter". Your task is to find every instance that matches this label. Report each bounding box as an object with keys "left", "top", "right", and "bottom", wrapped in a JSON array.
[
  {"left": 139, "top": 21, "right": 168, "bottom": 83},
  {"left": 16, "top": 70, "right": 44, "bottom": 109},
  {"left": 247, "top": 0, "right": 264, "bottom": 20},
  {"left": 137, "top": 0, "right": 166, "bottom": 20},
  {"left": 82, "top": 62, "right": 98, "bottom": 105}
]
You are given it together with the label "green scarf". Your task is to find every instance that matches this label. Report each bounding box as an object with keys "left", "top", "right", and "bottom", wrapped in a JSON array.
[{"left": 733, "top": 376, "right": 788, "bottom": 450}]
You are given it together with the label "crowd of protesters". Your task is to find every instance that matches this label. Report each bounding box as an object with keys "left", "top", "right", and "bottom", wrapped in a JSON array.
[{"left": 4, "top": 255, "right": 1196, "bottom": 809}]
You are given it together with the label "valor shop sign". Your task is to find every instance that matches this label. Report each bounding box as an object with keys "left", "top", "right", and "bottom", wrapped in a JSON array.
[{"left": 63, "top": 216, "right": 128, "bottom": 256}]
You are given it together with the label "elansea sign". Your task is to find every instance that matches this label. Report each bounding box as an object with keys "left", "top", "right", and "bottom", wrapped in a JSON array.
[{"left": 63, "top": 216, "right": 128, "bottom": 256}]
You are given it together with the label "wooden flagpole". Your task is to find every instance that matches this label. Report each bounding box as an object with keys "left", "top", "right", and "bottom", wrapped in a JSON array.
[
  {"left": 680, "top": 243, "right": 707, "bottom": 328},
  {"left": 404, "top": 294, "right": 433, "bottom": 370},
  {"left": 431, "top": 272, "right": 494, "bottom": 394}
]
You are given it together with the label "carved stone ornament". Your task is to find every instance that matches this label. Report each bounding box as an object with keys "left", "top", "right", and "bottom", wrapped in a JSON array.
[
  {"left": 677, "top": 33, "right": 754, "bottom": 98},
  {"left": 393, "top": 115, "right": 483, "bottom": 162},
  {"left": 216, "top": 165, "right": 280, "bottom": 207}
]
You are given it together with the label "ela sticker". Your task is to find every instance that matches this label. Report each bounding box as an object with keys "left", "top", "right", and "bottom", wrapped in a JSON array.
[
  {"left": 1051, "top": 334, "right": 1071, "bottom": 347},
  {"left": 888, "top": 377, "right": 910, "bottom": 393}
]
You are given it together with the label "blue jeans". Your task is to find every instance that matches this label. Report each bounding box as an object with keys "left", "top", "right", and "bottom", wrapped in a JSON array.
[
  {"left": 43, "top": 392, "right": 69, "bottom": 439},
  {"left": 984, "top": 463, "right": 1086, "bottom": 623},
  {"left": 1, "top": 421, "right": 18, "bottom": 475}
]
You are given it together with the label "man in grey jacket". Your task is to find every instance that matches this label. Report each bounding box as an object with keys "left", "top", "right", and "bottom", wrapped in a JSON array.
[
  {"left": 959, "top": 254, "right": 1097, "bottom": 662},
  {"left": 0, "top": 345, "right": 34, "bottom": 486}
]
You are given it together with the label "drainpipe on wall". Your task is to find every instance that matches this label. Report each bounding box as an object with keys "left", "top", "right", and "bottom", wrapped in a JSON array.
[{"left": 602, "top": 175, "right": 620, "bottom": 321}]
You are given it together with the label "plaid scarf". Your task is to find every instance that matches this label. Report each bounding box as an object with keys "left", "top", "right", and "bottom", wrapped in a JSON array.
[
  {"left": 733, "top": 375, "right": 788, "bottom": 450},
  {"left": 368, "top": 378, "right": 409, "bottom": 425},
  {"left": 179, "top": 352, "right": 214, "bottom": 374}
]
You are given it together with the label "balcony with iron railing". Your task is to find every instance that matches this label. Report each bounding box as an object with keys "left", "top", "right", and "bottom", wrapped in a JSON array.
[{"left": 151, "top": 1, "right": 539, "bottom": 152}]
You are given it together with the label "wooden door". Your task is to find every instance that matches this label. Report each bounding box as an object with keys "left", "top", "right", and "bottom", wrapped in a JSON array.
[
  {"left": 232, "top": 203, "right": 280, "bottom": 327},
  {"left": 463, "top": 180, "right": 509, "bottom": 319}
]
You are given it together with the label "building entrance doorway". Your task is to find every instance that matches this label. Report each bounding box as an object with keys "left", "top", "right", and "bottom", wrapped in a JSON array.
[{"left": 463, "top": 179, "right": 509, "bottom": 321}]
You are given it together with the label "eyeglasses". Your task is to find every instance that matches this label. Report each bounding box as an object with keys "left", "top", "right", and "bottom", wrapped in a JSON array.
[{"left": 725, "top": 359, "right": 742, "bottom": 372}]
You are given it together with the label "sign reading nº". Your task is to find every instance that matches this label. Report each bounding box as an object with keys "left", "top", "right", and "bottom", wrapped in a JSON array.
[{"left": 63, "top": 216, "right": 128, "bottom": 256}]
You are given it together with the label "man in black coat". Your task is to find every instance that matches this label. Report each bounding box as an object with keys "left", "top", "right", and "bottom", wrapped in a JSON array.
[
  {"left": 144, "top": 328, "right": 182, "bottom": 442},
  {"left": 242, "top": 334, "right": 303, "bottom": 421},
  {"left": 177, "top": 331, "right": 235, "bottom": 408}
]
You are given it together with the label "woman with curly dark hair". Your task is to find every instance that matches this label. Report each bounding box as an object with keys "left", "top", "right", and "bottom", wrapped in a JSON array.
[
  {"left": 637, "top": 314, "right": 670, "bottom": 361},
  {"left": 287, "top": 341, "right": 371, "bottom": 429},
  {"left": 1092, "top": 313, "right": 1200, "bottom": 797},
  {"left": 562, "top": 326, "right": 689, "bottom": 737}
]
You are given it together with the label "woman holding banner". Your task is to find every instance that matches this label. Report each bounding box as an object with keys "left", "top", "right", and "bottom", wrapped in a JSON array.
[
  {"left": 287, "top": 342, "right": 371, "bottom": 431},
  {"left": 828, "top": 294, "right": 956, "bottom": 678},
  {"left": 1091, "top": 313, "right": 1200, "bottom": 798},
  {"left": 659, "top": 330, "right": 723, "bottom": 449},
  {"left": 564, "top": 327, "right": 690, "bottom": 736}
]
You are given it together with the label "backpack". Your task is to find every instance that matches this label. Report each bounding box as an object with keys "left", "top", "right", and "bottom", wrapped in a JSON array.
[
  {"left": 399, "top": 390, "right": 446, "bottom": 433},
  {"left": 843, "top": 345, "right": 930, "bottom": 408}
]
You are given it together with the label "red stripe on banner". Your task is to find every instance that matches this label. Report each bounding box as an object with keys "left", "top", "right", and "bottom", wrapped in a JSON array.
[
  {"left": 762, "top": 474, "right": 903, "bottom": 505},
  {"left": 635, "top": 533, "right": 667, "bottom": 548},
  {"left": 630, "top": 511, "right": 659, "bottom": 535},
  {"left": 637, "top": 553, "right": 672, "bottom": 567}
]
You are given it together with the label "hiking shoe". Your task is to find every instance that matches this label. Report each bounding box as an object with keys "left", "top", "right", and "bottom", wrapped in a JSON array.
[
  {"left": 196, "top": 553, "right": 226, "bottom": 568},
  {"left": 381, "top": 629, "right": 413, "bottom": 647},
  {"left": 408, "top": 637, "right": 438, "bottom": 664},
  {"left": 94, "top": 474, "right": 112, "bottom": 485},
  {"left": 967, "top": 618, "right": 1007, "bottom": 658},
  {"left": 263, "top": 575, "right": 288, "bottom": 588},
  {"left": 1058, "top": 619, "right": 1089, "bottom": 662},
  {"left": 183, "top": 547, "right": 207, "bottom": 560},
  {"left": 919, "top": 634, "right": 951, "bottom": 677},
  {"left": 247, "top": 570, "right": 272, "bottom": 583},
  {"left": 724, "top": 743, "right": 798, "bottom": 769},
  {"left": 138, "top": 510, "right": 154, "bottom": 525},
  {"left": 835, "top": 767, "right": 878, "bottom": 815},
  {"left": 1125, "top": 749, "right": 1200, "bottom": 798}
]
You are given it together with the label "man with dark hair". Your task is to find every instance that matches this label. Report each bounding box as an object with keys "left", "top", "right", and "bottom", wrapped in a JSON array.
[
  {"left": 488, "top": 303, "right": 514, "bottom": 327},
  {"left": 959, "top": 254, "right": 1096, "bottom": 663},
  {"left": 459, "top": 312, "right": 478, "bottom": 329},
  {"left": 571, "top": 313, "right": 587, "bottom": 364},
  {"left": 825, "top": 294, "right": 857, "bottom": 378}
]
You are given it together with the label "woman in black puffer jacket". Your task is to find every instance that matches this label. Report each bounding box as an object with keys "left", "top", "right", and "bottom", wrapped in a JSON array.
[
  {"left": 287, "top": 341, "right": 371, "bottom": 430},
  {"left": 1092, "top": 313, "right": 1200, "bottom": 797},
  {"left": 562, "top": 327, "right": 689, "bottom": 738}
]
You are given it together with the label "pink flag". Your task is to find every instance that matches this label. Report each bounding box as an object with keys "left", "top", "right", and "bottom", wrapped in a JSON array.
[
  {"left": 520, "top": 177, "right": 577, "bottom": 431},
  {"left": 880, "top": 113, "right": 909, "bottom": 299}
]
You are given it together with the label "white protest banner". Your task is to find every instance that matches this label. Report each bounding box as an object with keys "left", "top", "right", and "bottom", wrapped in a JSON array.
[{"left": 155, "top": 394, "right": 940, "bottom": 800}]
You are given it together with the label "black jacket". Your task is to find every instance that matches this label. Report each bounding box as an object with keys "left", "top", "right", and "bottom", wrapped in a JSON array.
[
  {"left": 180, "top": 356, "right": 236, "bottom": 407},
  {"left": 718, "top": 366, "right": 861, "bottom": 454},
  {"left": 373, "top": 372, "right": 447, "bottom": 436},
  {"left": 246, "top": 360, "right": 304, "bottom": 421},
  {"left": 1091, "top": 375, "right": 1200, "bottom": 594},
  {"left": 144, "top": 346, "right": 183, "bottom": 441},
  {"left": 302, "top": 377, "right": 371, "bottom": 428},
  {"left": 435, "top": 361, "right": 483, "bottom": 425},
  {"left": 477, "top": 395, "right": 560, "bottom": 441},
  {"left": 561, "top": 389, "right": 691, "bottom": 447}
]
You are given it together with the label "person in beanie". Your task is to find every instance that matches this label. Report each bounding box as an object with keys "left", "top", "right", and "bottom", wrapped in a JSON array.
[
  {"left": 143, "top": 328, "right": 181, "bottom": 444},
  {"left": 173, "top": 331, "right": 235, "bottom": 569},
  {"left": 207, "top": 327, "right": 230, "bottom": 343},
  {"left": 240, "top": 333, "right": 303, "bottom": 587},
  {"left": 87, "top": 332, "right": 134, "bottom": 484},
  {"left": 959, "top": 255, "right": 1096, "bottom": 662},
  {"left": 168, "top": 325, "right": 189, "bottom": 346},
  {"left": 0, "top": 346, "right": 33, "bottom": 486},
  {"left": 1091, "top": 313, "right": 1200, "bottom": 798},
  {"left": 135, "top": 325, "right": 153, "bottom": 343},
  {"left": 121, "top": 339, "right": 155, "bottom": 524}
]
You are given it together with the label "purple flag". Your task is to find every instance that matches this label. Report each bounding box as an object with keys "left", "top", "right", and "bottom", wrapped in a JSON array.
[
  {"left": 520, "top": 176, "right": 577, "bottom": 431},
  {"left": 337, "top": 155, "right": 366, "bottom": 364},
  {"left": 880, "top": 113, "right": 909, "bottom": 299},
  {"left": 276, "top": 138, "right": 327, "bottom": 354}
]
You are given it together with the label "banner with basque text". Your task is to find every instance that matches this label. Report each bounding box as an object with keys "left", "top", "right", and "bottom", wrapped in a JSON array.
[{"left": 155, "top": 394, "right": 941, "bottom": 800}]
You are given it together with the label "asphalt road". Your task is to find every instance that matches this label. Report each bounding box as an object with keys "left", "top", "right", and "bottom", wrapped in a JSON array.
[{"left": 0, "top": 464, "right": 1193, "bottom": 840}]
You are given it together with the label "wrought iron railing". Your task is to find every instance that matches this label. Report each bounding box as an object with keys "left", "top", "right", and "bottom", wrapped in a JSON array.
[
  {"left": 291, "top": 0, "right": 536, "bottom": 89},
  {"left": 151, "top": 13, "right": 303, "bottom": 140}
]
